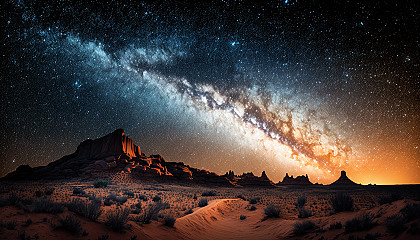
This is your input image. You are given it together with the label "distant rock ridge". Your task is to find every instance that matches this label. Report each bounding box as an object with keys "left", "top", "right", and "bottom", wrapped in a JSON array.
[
  {"left": 329, "top": 170, "right": 360, "bottom": 186},
  {"left": 3, "top": 129, "right": 361, "bottom": 187},
  {"left": 222, "top": 170, "right": 275, "bottom": 187},
  {"left": 277, "top": 173, "right": 313, "bottom": 185}
]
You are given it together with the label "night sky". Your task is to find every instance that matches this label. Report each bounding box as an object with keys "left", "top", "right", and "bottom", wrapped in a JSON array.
[{"left": 1, "top": 0, "right": 419, "bottom": 184}]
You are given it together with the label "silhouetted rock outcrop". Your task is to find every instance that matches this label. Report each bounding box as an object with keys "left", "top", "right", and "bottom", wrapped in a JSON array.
[
  {"left": 329, "top": 171, "right": 359, "bottom": 186},
  {"left": 277, "top": 173, "right": 313, "bottom": 185},
  {"left": 3, "top": 129, "right": 234, "bottom": 186}
]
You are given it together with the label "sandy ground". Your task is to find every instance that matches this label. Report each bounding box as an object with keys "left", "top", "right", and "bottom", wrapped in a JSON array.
[{"left": 0, "top": 180, "right": 419, "bottom": 239}]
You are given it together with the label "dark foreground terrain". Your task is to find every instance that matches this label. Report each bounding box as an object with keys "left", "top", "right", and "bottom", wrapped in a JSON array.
[{"left": 0, "top": 180, "right": 419, "bottom": 240}]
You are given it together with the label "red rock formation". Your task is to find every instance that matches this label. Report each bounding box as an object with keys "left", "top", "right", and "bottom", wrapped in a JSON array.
[{"left": 76, "top": 129, "right": 142, "bottom": 159}]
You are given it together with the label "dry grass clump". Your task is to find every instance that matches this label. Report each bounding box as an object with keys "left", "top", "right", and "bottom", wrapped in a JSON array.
[
  {"left": 58, "top": 215, "right": 82, "bottom": 235},
  {"left": 264, "top": 204, "right": 281, "bottom": 218},
  {"left": 293, "top": 220, "right": 317, "bottom": 236},
  {"left": 105, "top": 207, "right": 131, "bottom": 232},
  {"left": 67, "top": 198, "right": 103, "bottom": 221},
  {"left": 331, "top": 193, "right": 354, "bottom": 213},
  {"left": 345, "top": 213, "right": 376, "bottom": 233}
]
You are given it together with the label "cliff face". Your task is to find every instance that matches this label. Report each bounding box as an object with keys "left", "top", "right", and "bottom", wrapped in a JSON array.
[{"left": 76, "top": 129, "right": 142, "bottom": 159}]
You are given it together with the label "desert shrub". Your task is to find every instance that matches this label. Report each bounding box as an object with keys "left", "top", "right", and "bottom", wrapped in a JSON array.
[
  {"left": 236, "top": 195, "right": 246, "bottom": 201},
  {"left": 193, "top": 194, "right": 197, "bottom": 200},
  {"left": 105, "top": 207, "right": 131, "bottom": 232},
  {"left": 138, "top": 195, "right": 148, "bottom": 201},
  {"left": 400, "top": 203, "right": 420, "bottom": 221},
  {"left": 18, "top": 230, "right": 28, "bottom": 240},
  {"left": 408, "top": 222, "right": 420, "bottom": 235},
  {"left": 264, "top": 204, "right": 281, "bottom": 218},
  {"left": 345, "top": 213, "right": 376, "bottom": 233},
  {"left": 23, "top": 218, "right": 32, "bottom": 227},
  {"left": 293, "top": 220, "right": 316, "bottom": 236},
  {"left": 249, "top": 197, "right": 260, "bottom": 204},
  {"left": 123, "top": 190, "right": 135, "bottom": 198},
  {"left": 35, "top": 190, "right": 43, "bottom": 197},
  {"left": 386, "top": 214, "right": 407, "bottom": 234},
  {"left": 97, "top": 234, "right": 109, "bottom": 240},
  {"left": 297, "top": 207, "right": 313, "bottom": 218},
  {"left": 6, "top": 219, "right": 17, "bottom": 230},
  {"left": 142, "top": 202, "right": 170, "bottom": 224},
  {"left": 365, "top": 233, "right": 381, "bottom": 240},
  {"left": 152, "top": 195, "right": 162, "bottom": 202},
  {"left": 0, "top": 198, "right": 10, "bottom": 207},
  {"left": 93, "top": 181, "right": 109, "bottom": 188},
  {"left": 59, "top": 215, "right": 82, "bottom": 235},
  {"left": 331, "top": 193, "right": 354, "bottom": 213},
  {"left": 296, "top": 195, "right": 307, "bottom": 207},
  {"left": 44, "top": 188, "right": 54, "bottom": 196},
  {"left": 202, "top": 191, "right": 217, "bottom": 196},
  {"left": 32, "top": 198, "right": 64, "bottom": 214},
  {"left": 67, "top": 198, "right": 103, "bottom": 221},
  {"left": 8, "top": 193, "right": 21, "bottom": 206},
  {"left": 329, "top": 221, "right": 342, "bottom": 230},
  {"left": 198, "top": 198, "right": 208, "bottom": 207},
  {"left": 378, "top": 193, "right": 402, "bottom": 205},
  {"left": 249, "top": 205, "right": 257, "bottom": 211},
  {"left": 72, "top": 188, "right": 85, "bottom": 195},
  {"left": 240, "top": 215, "right": 247, "bottom": 220},
  {"left": 184, "top": 209, "right": 193, "bottom": 215},
  {"left": 104, "top": 194, "right": 128, "bottom": 206},
  {"left": 164, "top": 216, "right": 176, "bottom": 227}
]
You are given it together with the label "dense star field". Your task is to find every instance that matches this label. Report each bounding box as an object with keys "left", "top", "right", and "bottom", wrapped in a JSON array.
[{"left": 1, "top": 0, "right": 419, "bottom": 184}]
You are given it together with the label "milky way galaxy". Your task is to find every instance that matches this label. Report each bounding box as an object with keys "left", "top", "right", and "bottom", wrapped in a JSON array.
[{"left": 1, "top": 0, "right": 419, "bottom": 184}]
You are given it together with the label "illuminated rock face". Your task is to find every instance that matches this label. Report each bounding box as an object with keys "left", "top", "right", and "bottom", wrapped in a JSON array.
[{"left": 76, "top": 129, "right": 142, "bottom": 159}]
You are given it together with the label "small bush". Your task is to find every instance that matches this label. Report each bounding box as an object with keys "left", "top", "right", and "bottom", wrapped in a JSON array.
[
  {"left": 198, "top": 198, "right": 208, "bottom": 207},
  {"left": 365, "top": 232, "right": 381, "bottom": 240},
  {"left": 240, "top": 215, "right": 247, "bottom": 220},
  {"left": 123, "top": 190, "right": 135, "bottom": 198},
  {"left": 152, "top": 195, "right": 162, "bottom": 202},
  {"left": 297, "top": 207, "right": 313, "bottom": 218},
  {"left": 249, "top": 197, "right": 260, "bottom": 204},
  {"left": 345, "top": 213, "right": 376, "bottom": 233},
  {"left": 408, "top": 222, "right": 420, "bottom": 235},
  {"left": 296, "top": 195, "right": 307, "bottom": 207},
  {"left": 32, "top": 198, "right": 64, "bottom": 214},
  {"left": 236, "top": 195, "right": 246, "bottom": 201},
  {"left": 331, "top": 193, "right": 354, "bottom": 213},
  {"left": 386, "top": 214, "right": 407, "bottom": 235},
  {"left": 142, "top": 202, "right": 170, "bottom": 224},
  {"left": 400, "top": 203, "right": 420, "bottom": 221},
  {"left": 249, "top": 205, "right": 257, "bottom": 211},
  {"left": 139, "top": 195, "right": 148, "bottom": 201},
  {"left": 105, "top": 207, "right": 131, "bottom": 232},
  {"left": 184, "top": 209, "right": 193, "bottom": 215},
  {"left": 378, "top": 194, "right": 402, "bottom": 205},
  {"left": 72, "top": 188, "right": 85, "bottom": 195},
  {"left": 293, "top": 220, "right": 316, "bottom": 236},
  {"left": 6, "top": 219, "right": 17, "bottom": 230},
  {"left": 23, "top": 218, "right": 32, "bottom": 227},
  {"left": 93, "top": 181, "right": 109, "bottom": 188},
  {"left": 58, "top": 215, "right": 82, "bottom": 235},
  {"left": 164, "top": 216, "right": 176, "bottom": 227},
  {"left": 44, "top": 188, "right": 54, "bottom": 196},
  {"left": 202, "top": 191, "right": 217, "bottom": 196},
  {"left": 0, "top": 198, "right": 10, "bottom": 207},
  {"left": 97, "top": 234, "right": 109, "bottom": 240},
  {"left": 35, "top": 191, "right": 43, "bottom": 197},
  {"left": 329, "top": 221, "right": 342, "bottom": 230},
  {"left": 104, "top": 194, "right": 128, "bottom": 206},
  {"left": 67, "top": 198, "right": 103, "bottom": 221},
  {"left": 264, "top": 204, "right": 281, "bottom": 218}
]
